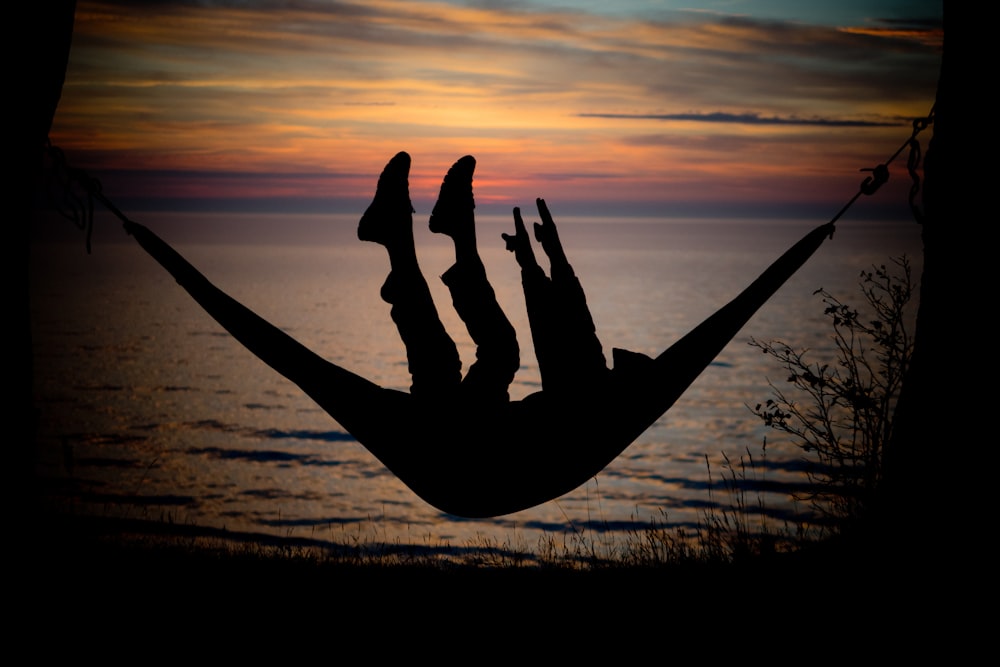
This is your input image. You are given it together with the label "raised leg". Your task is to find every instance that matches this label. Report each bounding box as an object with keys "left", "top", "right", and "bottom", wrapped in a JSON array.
[
  {"left": 431, "top": 155, "right": 519, "bottom": 403},
  {"left": 359, "top": 151, "right": 462, "bottom": 398}
]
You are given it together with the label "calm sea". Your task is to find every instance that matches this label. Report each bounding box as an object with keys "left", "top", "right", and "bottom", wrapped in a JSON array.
[{"left": 30, "top": 209, "right": 923, "bottom": 556}]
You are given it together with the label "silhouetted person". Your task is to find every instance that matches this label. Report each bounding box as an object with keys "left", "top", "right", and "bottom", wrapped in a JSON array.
[
  {"left": 358, "top": 152, "right": 519, "bottom": 403},
  {"left": 358, "top": 151, "right": 610, "bottom": 406},
  {"left": 504, "top": 199, "right": 610, "bottom": 395},
  {"left": 122, "top": 150, "right": 836, "bottom": 517}
]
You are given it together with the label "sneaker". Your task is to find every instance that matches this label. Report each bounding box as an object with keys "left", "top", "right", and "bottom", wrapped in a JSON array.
[
  {"left": 429, "top": 155, "right": 476, "bottom": 238},
  {"left": 358, "top": 151, "right": 414, "bottom": 245}
]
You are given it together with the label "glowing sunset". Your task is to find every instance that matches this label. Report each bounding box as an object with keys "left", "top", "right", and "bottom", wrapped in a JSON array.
[
  {"left": 25, "top": 1, "right": 956, "bottom": 596},
  {"left": 49, "top": 0, "right": 942, "bottom": 219}
]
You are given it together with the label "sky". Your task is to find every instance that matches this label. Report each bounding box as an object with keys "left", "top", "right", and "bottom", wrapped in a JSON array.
[{"left": 46, "top": 0, "right": 943, "bottom": 220}]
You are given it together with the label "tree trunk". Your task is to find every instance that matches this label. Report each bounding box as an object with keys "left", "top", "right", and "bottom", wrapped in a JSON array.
[
  {"left": 22, "top": 1, "right": 77, "bottom": 535},
  {"left": 876, "top": 4, "right": 952, "bottom": 566}
]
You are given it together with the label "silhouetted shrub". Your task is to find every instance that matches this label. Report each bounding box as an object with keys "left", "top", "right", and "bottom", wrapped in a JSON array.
[{"left": 750, "top": 256, "right": 915, "bottom": 526}]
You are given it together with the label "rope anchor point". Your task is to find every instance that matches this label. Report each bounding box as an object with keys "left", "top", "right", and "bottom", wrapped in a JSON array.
[{"left": 859, "top": 163, "right": 890, "bottom": 196}]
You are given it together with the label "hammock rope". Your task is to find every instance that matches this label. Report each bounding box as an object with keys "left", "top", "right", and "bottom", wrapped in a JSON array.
[
  {"left": 826, "top": 104, "right": 935, "bottom": 227},
  {"left": 40, "top": 138, "right": 138, "bottom": 254}
]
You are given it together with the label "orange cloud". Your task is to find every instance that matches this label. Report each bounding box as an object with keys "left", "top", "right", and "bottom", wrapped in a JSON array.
[{"left": 49, "top": 1, "right": 940, "bottom": 217}]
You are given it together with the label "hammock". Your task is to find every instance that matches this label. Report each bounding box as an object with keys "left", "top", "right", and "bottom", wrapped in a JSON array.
[{"left": 123, "top": 218, "right": 834, "bottom": 518}]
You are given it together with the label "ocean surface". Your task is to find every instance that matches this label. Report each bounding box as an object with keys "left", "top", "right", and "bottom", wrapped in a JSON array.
[{"left": 30, "top": 209, "right": 923, "bottom": 557}]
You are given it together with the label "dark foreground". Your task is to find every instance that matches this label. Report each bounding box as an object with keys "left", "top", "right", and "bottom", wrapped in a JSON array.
[
  {"left": 15, "top": 510, "right": 968, "bottom": 660},
  {"left": 21, "top": 510, "right": 947, "bottom": 605}
]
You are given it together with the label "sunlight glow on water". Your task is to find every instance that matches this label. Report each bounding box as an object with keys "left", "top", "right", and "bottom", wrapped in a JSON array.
[{"left": 31, "top": 210, "right": 923, "bottom": 552}]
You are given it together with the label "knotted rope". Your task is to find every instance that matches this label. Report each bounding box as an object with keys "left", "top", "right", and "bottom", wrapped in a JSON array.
[{"left": 827, "top": 105, "right": 935, "bottom": 227}]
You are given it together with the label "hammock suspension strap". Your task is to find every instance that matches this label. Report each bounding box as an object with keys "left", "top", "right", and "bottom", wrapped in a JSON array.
[{"left": 827, "top": 105, "right": 935, "bottom": 227}]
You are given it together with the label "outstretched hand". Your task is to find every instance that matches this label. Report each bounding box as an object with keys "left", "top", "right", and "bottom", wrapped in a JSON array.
[
  {"left": 531, "top": 198, "right": 568, "bottom": 268},
  {"left": 503, "top": 198, "right": 571, "bottom": 272},
  {"left": 502, "top": 206, "right": 538, "bottom": 269}
]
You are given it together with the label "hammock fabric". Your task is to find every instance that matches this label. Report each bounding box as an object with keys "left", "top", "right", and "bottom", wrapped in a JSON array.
[{"left": 124, "top": 218, "right": 834, "bottom": 518}]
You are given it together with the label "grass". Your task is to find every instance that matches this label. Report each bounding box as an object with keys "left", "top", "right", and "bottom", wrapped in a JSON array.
[
  {"left": 21, "top": 505, "right": 936, "bottom": 646},
  {"left": 25, "top": 451, "right": 923, "bottom": 635},
  {"left": 28, "top": 447, "right": 832, "bottom": 578}
]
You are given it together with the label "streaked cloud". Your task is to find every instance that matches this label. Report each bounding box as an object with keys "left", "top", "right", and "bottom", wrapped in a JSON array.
[
  {"left": 577, "top": 112, "right": 902, "bottom": 127},
  {"left": 49, "top": 0, "right": 942, "bottom": 217}
]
